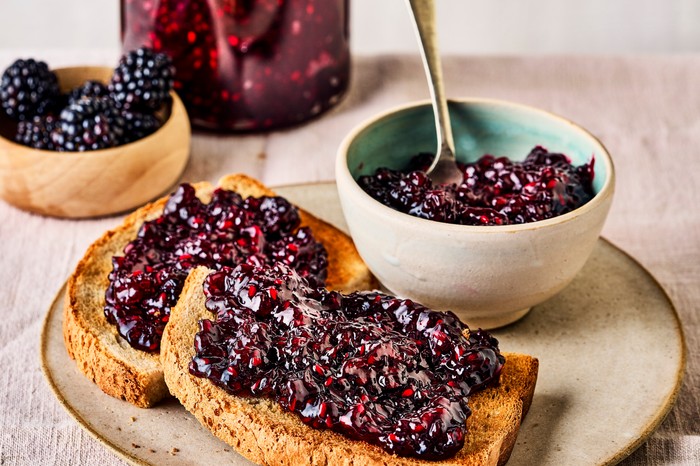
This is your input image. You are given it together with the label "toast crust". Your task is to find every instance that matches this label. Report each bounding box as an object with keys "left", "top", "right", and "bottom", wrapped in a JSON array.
[
  {"left": 63, "top": 174, "right": 376, "bottom": 408},
  {"left": 162, "top": 267, "right": 539, "bottom": 466}
]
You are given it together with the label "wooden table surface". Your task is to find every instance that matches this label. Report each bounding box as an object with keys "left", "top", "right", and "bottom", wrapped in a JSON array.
[{"left": 0, "top": 51, "right": 697, "bottom": 465}]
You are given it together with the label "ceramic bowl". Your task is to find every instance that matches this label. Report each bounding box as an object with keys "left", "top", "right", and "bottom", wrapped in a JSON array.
[
  {"left": 336, "top": 98, "right": 615, "bottom": 328},
  {"left": 0, "top": 66, "right": 190, "bottom": 218}
]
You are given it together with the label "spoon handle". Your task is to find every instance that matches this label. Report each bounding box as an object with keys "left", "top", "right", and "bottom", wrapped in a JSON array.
[{"left": 406, "top": 0, "right": 456, "bottom": 161}]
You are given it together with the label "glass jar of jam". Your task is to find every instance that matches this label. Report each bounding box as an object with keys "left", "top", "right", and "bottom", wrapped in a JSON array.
[{"left": 121, "top": 0, "right": 350, "bottom": 131}]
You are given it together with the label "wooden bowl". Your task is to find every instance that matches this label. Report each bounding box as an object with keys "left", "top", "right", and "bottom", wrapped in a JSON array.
[{"left": 0, "top": 66, "right": 191, "bottom": 218}]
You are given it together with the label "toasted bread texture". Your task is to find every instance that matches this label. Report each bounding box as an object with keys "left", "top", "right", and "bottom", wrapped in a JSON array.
[
  {"left": 63, "top": 174, "right": 376, "bottom": 408},
  {"left": 162, "top": 267, "right": 539, "bottom": 466}
]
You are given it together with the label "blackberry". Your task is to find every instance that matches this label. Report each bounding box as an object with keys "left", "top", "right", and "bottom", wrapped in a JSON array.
[
  {"left": 68, "top": 80, "right": 108, "bottom": 104},
  {"left": 109, "top": 48, "right": 174, "bottom": 111},
  {"left": 53, "top": 97, "right": 125, "bottom": 151},
  {"left": 120, "top": 111, "right": 161, "bottom": 144},
  {"left": 15, "top": 115, "right": 60, "bottom": 150},
  {"left": 0, "top": 59, "right": 61, "bottom": 121}
]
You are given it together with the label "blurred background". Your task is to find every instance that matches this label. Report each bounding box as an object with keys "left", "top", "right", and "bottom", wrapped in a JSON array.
[{"left": 1, "top": 0, "right": 699, "bottom": 55}]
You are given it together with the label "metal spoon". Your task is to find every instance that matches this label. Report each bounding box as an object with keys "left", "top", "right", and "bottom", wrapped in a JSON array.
[{"left": 406, "top": 0, "right": 463, "bottom": 185}]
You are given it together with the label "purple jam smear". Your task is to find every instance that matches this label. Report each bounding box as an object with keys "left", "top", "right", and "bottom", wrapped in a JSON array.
[
  {"left": 104, "top": 184, "right": 328, "bottom": 352},
  {"left": 358, "top": 146, "right": 595, "bottom": 226},
  {"left": 190, "top": 262, "right": 505, "bottom": 460}
]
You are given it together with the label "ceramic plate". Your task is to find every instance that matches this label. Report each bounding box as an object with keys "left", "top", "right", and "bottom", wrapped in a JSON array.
[{"left": 41, "top": 182, "right": 685, "bottom": 466}]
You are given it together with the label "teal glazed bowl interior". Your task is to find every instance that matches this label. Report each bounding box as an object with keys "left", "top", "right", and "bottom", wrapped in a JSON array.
[
  {"left": 349, "top": 100, "right": 609, "bottom": 190},
  {"left": 336, "top": 98, "right": 615, "bottom": 328}
]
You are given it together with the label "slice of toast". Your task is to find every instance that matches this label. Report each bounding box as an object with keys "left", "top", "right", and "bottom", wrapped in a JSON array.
[
  {"left": 63, "top": 174, "right": 376, "bottom": 408},
  {"left": 162, "top": 267, "right": 539, "bottom": 466}
]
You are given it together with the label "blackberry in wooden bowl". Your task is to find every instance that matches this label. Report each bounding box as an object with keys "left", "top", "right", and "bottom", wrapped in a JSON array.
[{"left": 0, "top": 53, "right": 190, "bottom": 218}]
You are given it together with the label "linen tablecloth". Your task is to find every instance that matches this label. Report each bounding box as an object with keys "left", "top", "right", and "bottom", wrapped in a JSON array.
[{"left": 0, "top": 51, "right": 698, "bottom": 465}]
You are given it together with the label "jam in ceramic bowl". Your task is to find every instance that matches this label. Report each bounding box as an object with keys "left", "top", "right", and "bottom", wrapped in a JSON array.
[{"left": 336, "top": 99, "right": 615, "bottom": 328}]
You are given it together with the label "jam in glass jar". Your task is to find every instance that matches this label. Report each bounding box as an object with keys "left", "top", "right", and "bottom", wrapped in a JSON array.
[{"left": 121, "top": 0, "right": 350, "bottom": 131}]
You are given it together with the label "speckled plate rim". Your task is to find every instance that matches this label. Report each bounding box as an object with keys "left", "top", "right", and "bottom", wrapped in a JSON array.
[
  {"left": 600, "top": 237, "right": 688, "bottom": 466},
  {"left": 40, "top": 284, "right": 149, "bottom": 466},
  {"left": 40, "top": 182, "right": 686, "bottom": 466},
  {"left": 596, "top": 248, "right": 686, "bottom": 465}
]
